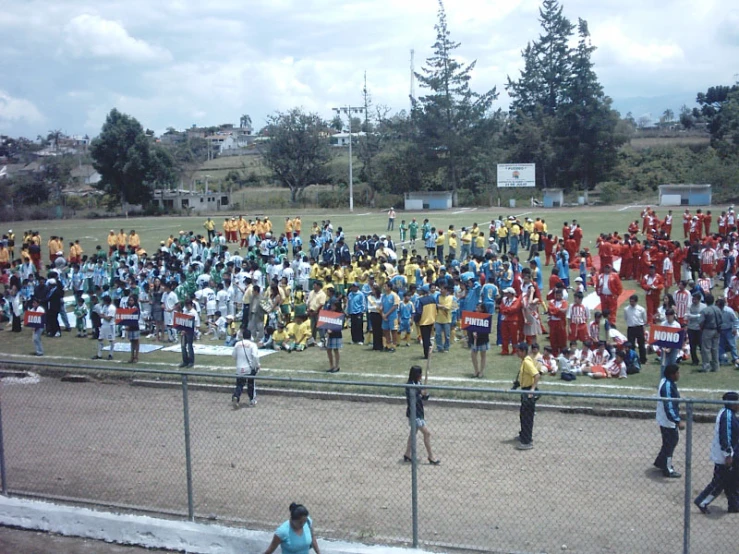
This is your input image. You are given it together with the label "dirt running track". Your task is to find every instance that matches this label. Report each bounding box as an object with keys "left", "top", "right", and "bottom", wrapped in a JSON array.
[{"left": 0, "top": 376, "right": 736, "bottom": 554}]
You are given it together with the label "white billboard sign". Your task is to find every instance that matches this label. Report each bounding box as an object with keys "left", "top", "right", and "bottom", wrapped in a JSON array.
[{"left": 497, "top": 163, "right": 536, "bottom": 188}]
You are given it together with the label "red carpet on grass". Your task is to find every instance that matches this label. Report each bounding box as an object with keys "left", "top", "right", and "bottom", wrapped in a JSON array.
[{"left": 594, "top": 289, "right": 635, "bottom": 312}]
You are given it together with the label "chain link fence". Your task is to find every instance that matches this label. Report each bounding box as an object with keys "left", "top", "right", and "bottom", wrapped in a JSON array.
[{"left": 0, "top": 360, "right": 736, "bottom": 554}]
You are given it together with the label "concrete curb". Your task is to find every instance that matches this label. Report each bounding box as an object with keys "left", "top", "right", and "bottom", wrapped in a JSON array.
[{"left": 0, "top": 496, "right": 431, "bottom": 554}]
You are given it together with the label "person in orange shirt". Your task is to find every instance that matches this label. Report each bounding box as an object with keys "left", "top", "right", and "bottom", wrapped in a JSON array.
[
  {"left": 107, "top": 230, "right": 117, "bottom": 256},
  {"left": 223, "top": 218, "right": 230, "bottom": 242},
  {"left": 285, "top": 217, "right": 294, "bottom": 240},
  {"left": 703, "top": 210, "right": 712, "bottom": 236},
  {"left": 293, "top": 217, "right": 302, "bottom": 234},
  {"left": 238, "top": 216, "right": 249, "bottom": 247},
  {"left": 0, "top": 243, "right": 9, "bottom": 269},
  {"left": 256, "top": 218, "right": 266, "bottom": 240},
  {"left": 264, "top": 217, "right": 273, "bottom": 235},
  {"left": 128, "top": 230, "right": 141, "bottom": 251},
  {"left": 117, "top": 229, "right": 127, "bottom": 253}
]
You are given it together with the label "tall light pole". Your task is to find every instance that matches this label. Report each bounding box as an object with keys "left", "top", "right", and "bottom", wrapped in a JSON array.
[{"left": 332, "top": 105, "right": 364, "bottom": 212}]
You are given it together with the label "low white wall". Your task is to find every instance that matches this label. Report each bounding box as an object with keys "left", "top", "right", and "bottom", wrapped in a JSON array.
[{"left": 0, "top": 496, "right": 430, "bottom": 554}]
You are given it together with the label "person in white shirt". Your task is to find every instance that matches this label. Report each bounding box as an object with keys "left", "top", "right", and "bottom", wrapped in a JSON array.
[
  {"left": 232, "top": 328, "right": 261, "bottom": 408},
  {"left": 94, "top": 296, "right": 116, "bottom": 360},
  {"left": 162, "top": 282, "right": 179, "bottom": 342},
  {"left": 624, "top": 294, "right": 648, "bottom": 364}
]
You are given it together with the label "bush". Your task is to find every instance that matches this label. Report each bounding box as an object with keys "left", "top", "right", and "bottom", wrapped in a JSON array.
[{"left": 598, "top": 182, "right": 622, "bottom": 204}]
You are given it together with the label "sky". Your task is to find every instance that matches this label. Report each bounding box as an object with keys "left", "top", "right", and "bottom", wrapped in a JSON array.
[{"left": 1, "top": 0, "right": 737, "bottom": 139}]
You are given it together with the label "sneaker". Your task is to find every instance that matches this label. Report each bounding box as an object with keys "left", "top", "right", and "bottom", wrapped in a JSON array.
[
  {"left": 694, "top": 499, "right": 710, "bottom": 514},
  {"left": 107, "top": 355, "right": 113, "bottom": 361},
  {"left": 516, "top": 442, "right": 534, "bottom": 450},
  {"left": 231, "top": 396, "right": 239, "bottom": 409},
  {"left": 388, "top": 347, "right": 396, "bottom": 353},
  {"left": 146, "top": 334, "right": 156, "bottom": 339},
  {"left": 357, "top": 342, "right": 364, "bottom": 346},
  {"left": 665, "top": 470, "right": 682, "bottom": 479},
  {"left": 249, "top": 399, "right": 257, "bottom": 407},
  {"left": 91, "top": 355, "right": 102, "bottom": 360}
]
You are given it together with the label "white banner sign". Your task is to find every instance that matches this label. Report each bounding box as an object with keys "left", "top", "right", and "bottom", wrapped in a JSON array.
[{"left": 497, "top": 163, "right": 536, "bottom": 188}]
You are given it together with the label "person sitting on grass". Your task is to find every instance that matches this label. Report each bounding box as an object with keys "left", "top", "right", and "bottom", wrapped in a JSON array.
[
  {"left": 539, "top": 346, "right": 558, "bottom": 376},
  {"left": 207, "top": 310, "right": 227, "bottom": 340},
  {"left": 272, "top": 321, "right": 289, "bottom": 350},
  {"left": 285, "top": 315, "right": 311, "bottom": 352}
]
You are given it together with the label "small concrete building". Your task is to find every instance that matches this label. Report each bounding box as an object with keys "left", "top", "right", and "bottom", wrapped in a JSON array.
[
  {"left": 658, "top": 184, "right": 712, "bottom": 206},
  {"left": 153, "top": 189, "right": 232, "bottom": 213},
  {"left": 542, "top": 188, "right": 564, "bottom": 208},
  {"left": 404, "top": 191, "right": 453, "bottom": 210}
]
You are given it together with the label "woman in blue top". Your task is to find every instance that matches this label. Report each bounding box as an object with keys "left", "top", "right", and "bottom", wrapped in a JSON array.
[{"left": 263, "top": 503, "right": 320, "bottom": 554}]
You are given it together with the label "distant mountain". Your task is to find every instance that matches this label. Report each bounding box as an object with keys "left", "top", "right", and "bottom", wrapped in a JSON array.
[{"left": 611, "top": 93, "right": 697, "bottom": 124}]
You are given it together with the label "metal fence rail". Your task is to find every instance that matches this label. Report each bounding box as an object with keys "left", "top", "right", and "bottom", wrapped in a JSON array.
[{"left": 0, "top": 360, "right": 736, "bottom": 554}]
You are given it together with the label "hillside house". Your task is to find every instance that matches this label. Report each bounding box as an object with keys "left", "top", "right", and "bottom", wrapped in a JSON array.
[{"left": 70, "top": 164, "right": 101, "bottom": 186}]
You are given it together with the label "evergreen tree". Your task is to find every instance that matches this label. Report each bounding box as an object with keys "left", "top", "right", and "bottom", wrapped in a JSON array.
[{"left": 413, "top": 0, "right": 498, "bottom": 193}]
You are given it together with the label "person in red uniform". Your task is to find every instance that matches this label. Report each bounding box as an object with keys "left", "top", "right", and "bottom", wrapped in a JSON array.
[
  {"left": 542, "top": 234, "right": 556, "bottom": 266},
  {"left": 547, "top": 288, "right": 568, "bottom": 355},
  {"left": 717, "top": 211, "right": 727, "bottom": 236},
  {"left": 682, "top": 209, "right": 691, "bottom": 238},
  {"left": 673, "top": 280, "right": 691, "bottom": 327},
  {"left": 567, "top": 291, "right": 590, "bottom": 343},
  {"left": 640, "top": 264, "right": 664, "bottom": 325},
  {"left": 641, "top": 207, "right": 651, "bottom": 234},
  {"left": 499, "top": 287, "right": 522, "bottom": 355},
  {"left": 571, "top": 221, "right": 583, "bottom": 252},
  {"left": 596, "top": 264, "right": 623, "bottom": 327},
  {"left": 703, "top": 210, "right": 712, "bottom": 236},
  {"left": 562, "top": 222, "right": 571, "bottom": 241},
  {"left": 663, "top": 210, "right": 673, "bottom": 239}
]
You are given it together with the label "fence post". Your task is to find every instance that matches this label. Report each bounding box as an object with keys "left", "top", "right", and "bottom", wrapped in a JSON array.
[
  {"left": 181, "top": 374, "right": 195, "bottom": 521},
  {"left": 0, "top": 387, "right": 7, "bottom": 495},
  {"left": 409, "top": 384, "right": 419, "bottom": 548},
  {"left": 682, "top": 401, "right": 693, "bottom": 554}
]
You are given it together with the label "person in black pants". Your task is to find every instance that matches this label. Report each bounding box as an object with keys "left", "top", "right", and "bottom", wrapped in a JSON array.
[
  {"left": 345, "top": 282, "right": 366, "bottom": 345},
  {"left": 686, "top": 292, "right": 705, "bottom": 365},
  {"left": 45, "top": 274, "right": 63, "bottom": 337},
  {"left": 654, "top": 364, "right": 684, "bottom": 478},
  {"left": 414, "top": 285, "right": 438, "bottom": 359},
  {"left": 368, "top": 285, "right": 384, "bottom": 351},
  {"left": 624, "top": 295, "right": 648, "bottom": 364},
  {"left": 694, "top": 391, "right": 739, "bottom": 514}
]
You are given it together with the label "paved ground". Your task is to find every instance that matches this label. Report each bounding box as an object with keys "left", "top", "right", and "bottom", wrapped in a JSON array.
[
  {"left": 1, "top": 375, "right": 737, "bottom": 554},
  {"left": 0, "top": 526, "right": 177, "bottom": 553}
]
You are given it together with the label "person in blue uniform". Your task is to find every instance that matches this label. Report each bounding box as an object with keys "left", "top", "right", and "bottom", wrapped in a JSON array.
[
  {"left": 694, "top": 391, "right": 739, "bottom": 514},
  {"left": 654, "top": 364, "right": 685, "bottom": 478}
]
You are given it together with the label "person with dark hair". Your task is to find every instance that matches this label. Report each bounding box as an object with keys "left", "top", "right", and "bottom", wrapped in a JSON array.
[
  {"left": 655, "top": 364, "right": 685, "bottom": 478},
  {"left": 694, "top": 391, "right": 739, "bottom": 514},
  {"left": 624, "top": 294, "right": 648, "bottom": 364},
  {"left": 515, "top": 342, "right": 540, "bottom": 450},
  {"left": 469, "top": 303, "right": 490, "bottom": 378},
  {"left": 263, "top": 502, "right": 321, "bottom": 554},
  {"left": 699, "top": 293, "right": 722, "bottom": 372},
  {"left": 414, "top": 285, "right": 437, "bottom": 360},
  {"left": 232, "top": 327, "right": 260, "bottom": 409},
  {"left": 403, "top": 365, "right": 440, "bottom": 465}
]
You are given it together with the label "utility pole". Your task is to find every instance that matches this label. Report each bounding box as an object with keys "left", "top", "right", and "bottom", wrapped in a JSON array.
[{"left": 331, "top": 105, "right": 364, "bottom": 212}]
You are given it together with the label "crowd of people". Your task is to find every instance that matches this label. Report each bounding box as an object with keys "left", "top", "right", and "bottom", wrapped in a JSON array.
[{"left": 1, "top": 204, "right": 738, "bottom": 510}]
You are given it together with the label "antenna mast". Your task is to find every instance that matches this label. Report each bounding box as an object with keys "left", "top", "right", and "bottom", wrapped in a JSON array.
[{"left": 410, "top": 49, "right": 415, "bottom": 109}]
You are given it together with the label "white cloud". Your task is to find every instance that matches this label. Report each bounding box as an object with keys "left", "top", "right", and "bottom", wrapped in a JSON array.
[
  {"left": 61, "top": 14, "right": 172, "bottom": 63},
  {"left": 0, "top": 90, "right": 45, "bottom": 125},
  {"left": 594, "top": 19, "right": 684, "bottom": 65}
]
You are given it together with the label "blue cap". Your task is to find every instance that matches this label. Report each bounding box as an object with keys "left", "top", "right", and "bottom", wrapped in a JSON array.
[{"left": 420, "top": 285, "right": 430, "bottom": 293}]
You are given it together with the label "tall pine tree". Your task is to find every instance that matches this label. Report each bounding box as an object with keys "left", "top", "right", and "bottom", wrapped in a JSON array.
[
  {"left": 505, "top": 1, "right": 623, "bottom": 190},
  {"left": 413, "top": 0, "right": 498, "bottom": 193}
]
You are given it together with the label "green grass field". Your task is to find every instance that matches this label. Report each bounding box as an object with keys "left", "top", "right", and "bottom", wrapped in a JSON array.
[{"left": 2, "top": 204, "right": 737, "bottom": 400}]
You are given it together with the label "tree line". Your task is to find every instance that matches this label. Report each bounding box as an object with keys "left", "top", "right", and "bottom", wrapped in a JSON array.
[{"left": 3, "top": 0, "right": 739, "bottom": 215}]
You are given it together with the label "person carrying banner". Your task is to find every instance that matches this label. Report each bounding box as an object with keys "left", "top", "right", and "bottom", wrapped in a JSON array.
[
  {"left": 232, "top": 327, "right": 260, "bottom": 409},
  {"left": 657, "top": 309, "right": 682, "bottom": 377},
  {"left": 28, "top": 297, "right": 45, "bottom": 356},
  {"left": 178, "top": 299, "right": 197, "bottom": 368},
  {"left": 468, "top": 303, "right": 491, "bottom": 378},
  {"left": 125, "top": 295, "right": 141, "bottom": 363},
  {"left": 325, "top": 301, "right": 343, "bottom": 373}
]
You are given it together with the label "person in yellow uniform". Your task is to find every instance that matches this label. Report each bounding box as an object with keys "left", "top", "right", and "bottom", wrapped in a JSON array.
[
  {"left": 0, "top": 242, "right": 9, "bottom": 269},
  {"left": 203, "top": 217, "right": 216, "bottom": 242},
  {"left": 460, "top": 228, "right": 472, "bottom": 261},
  {"left": 264, "top": 217, "right": 273, "bottom": 235},
  {"left": 293, "top": 217, "right": 302, "bottom": 235},
  {"left": 116, "top": 229, "right": 127, "bottom": 254},
  {"left": 238, "top": 216, "right": 248, "bottom": 247},
  {"left": 285, "top": 217, "right": 294, "bottom": 240},
  {"left": 222, "top": 218, "right": 230, "bottom": 242},
  {"left": 496, "top": 223, "right": 509, "bottom": 254},
  {"left": 447, "top": 231, "right": 458, "bottom": 261},
  {"left": 474, "top": 231, "right": 486, "bottom": 258},
  {"left": 515, "top": 342, "right": 540, "bottom": 450},
  {"left": 128, "top": 230, "right": 141, "bottom": 252},
  {"left": 107, "top": 230, "right": 117, "bottom": 257},
  {"left": 7, "top": 229, "right": 15, "bottom": 259},
  {"left": 434, "top": 230, "right": 445, "bottom": 261},
  {"left": 528, "top": 228, "right": 540, "bottom": 261}
]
